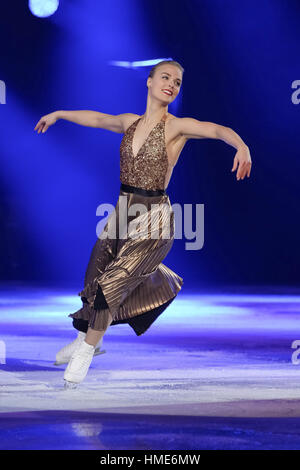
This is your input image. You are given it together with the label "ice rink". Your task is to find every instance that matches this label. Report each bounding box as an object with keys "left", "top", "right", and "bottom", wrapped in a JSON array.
[{"left": 1, "top": 283, "right": 300, "bottom": 450}]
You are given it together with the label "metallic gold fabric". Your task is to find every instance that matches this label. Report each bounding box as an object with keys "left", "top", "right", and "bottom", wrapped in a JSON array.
[
  {"left": 120, "top": 114, "right": 169, "bottom": 190},
  {"left": 68, "top": 114, "right": 184, "bottom": 335}
]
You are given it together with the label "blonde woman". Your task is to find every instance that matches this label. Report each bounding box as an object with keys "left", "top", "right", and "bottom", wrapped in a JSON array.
[{"left": 34, "top": 60, "right": 252, "bottom": 389}]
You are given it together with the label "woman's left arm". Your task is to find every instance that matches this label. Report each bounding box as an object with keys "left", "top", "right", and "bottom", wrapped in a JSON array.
[{"left": 178, "top": 118, "right": 252, "bottom": 180}]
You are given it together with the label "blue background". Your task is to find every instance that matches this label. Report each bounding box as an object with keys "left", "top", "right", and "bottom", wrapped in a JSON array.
[{"left": 0, "top": 0, "right": 299, "bottom": 288}]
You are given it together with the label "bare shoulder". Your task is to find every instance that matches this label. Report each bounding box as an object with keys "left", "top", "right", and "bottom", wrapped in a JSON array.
[
  {"left": 167, "top": 115, "right": 219, "bottom": 140},
  {"left": 166, "top": 114, "right": 191, "bottom": 130},
  {"left": 165, "top": 114, "right": 188, "bottom": 141},
  {"left": 119, "top": 113, "right": 141, "bottom": 133}
]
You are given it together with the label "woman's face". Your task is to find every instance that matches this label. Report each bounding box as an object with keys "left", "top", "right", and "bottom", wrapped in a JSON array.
[{"left": 148, "top": 65, "right": 182, "bottom": 103}]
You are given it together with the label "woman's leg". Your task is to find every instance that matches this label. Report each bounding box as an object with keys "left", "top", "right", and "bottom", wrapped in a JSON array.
[
  {"left": 85, "top": 310, "right": 113, "bottom": 347},
  {"left": 64, "top": 310, "right": 114, "bottom": 387}
]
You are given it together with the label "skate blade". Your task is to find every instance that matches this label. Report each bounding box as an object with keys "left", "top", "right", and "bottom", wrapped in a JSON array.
[
  {"left": 53, "top": 348, "right": 106, "bottom": 366},
  {"left": 64, "top": 380, "right": 78, "bottom": 390}
]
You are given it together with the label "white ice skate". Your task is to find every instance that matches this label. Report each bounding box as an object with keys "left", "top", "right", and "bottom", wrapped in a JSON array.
[
  {"left": 63, "top": 340, "right": 95, "bottom": 389},
  {"left": 54, "top": 331, "right": 105, "bottom": 366}
]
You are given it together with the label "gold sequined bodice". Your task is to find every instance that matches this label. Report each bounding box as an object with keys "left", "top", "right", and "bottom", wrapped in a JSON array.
[{"left": 120, "top": 114, "right": 169, "bottom": 191}]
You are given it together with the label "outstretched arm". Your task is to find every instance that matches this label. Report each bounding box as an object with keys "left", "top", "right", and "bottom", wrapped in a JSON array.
[
  {"left": 178, "top": 118, "right": 252, "bottom": 180},
  {"left": 34, "top": 111, "right": 131, "bottom": 134}
]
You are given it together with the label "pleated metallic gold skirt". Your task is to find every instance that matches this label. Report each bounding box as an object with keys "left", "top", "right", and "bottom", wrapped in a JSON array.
[{"left": 68, "top": 183, "right": 184, "bottom": 336}]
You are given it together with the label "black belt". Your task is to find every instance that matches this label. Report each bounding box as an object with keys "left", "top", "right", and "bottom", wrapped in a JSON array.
[{"left": 120, "top": 182, "right": 166, "bottom": 197}]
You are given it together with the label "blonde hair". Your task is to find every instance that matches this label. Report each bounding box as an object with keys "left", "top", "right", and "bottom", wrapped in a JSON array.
[{"left": 148, "top": 60, "right": 184, "bottom": 79}]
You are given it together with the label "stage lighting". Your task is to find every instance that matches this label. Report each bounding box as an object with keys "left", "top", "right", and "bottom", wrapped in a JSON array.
[
  {"left": 28, "top": 0, "right": 59, "bottom": 18},
  {"left": 109, "top": 58, "right": 173, "bottom": 69}
]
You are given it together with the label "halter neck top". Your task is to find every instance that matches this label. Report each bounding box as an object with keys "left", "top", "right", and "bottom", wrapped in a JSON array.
[{"left": 120, "top": 113, "right": 169, "bottom": 191}]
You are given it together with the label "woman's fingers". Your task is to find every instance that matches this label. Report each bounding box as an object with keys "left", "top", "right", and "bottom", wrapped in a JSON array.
[
  {"left": 34, "top": 121, "right": 41, "bottom": 132},
  {"left": 237, "top": 161, "right": 252, "bottom": 180},
  {"left": 34, "top": 118, "right": 44, "bottom": 131},
  {"left": 236, "top": 160, "right": 244, "bottom": 179},
  {"left": 35, "top": 115, "right": 56, "bottom": 133},
  {"left": 231, "top": 156, "right": 238, "bottom": 172},
  {"left": 34, "top": 117, "right": 47, "bottom": 133},
  {"left": 233, "top": 146, "right": 252, "bottom": 181},
  {"left": 236, "top": 161, "right": 244, "bottom": 180},
  {"left": 34, "top": 119, "right": 48, "bottom": 133}
]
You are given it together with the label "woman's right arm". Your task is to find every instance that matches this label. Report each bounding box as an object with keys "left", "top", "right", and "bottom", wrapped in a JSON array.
[{"left": 34, "top": 110, "right": 133, "bottom": 134}]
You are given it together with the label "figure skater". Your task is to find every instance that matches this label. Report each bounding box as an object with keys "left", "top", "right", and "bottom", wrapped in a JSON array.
[{"left": 34, "top": 60, "right": 252, "bottom": 389}]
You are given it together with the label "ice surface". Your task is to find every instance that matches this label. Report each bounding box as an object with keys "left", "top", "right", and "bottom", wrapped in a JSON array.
[{"left": 1, "top": 284, "right": 300, "bottom": 449}]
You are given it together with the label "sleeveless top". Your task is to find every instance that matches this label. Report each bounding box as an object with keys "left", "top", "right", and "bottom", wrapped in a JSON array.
[{"left": 120, "top": 113, "right": 169, "bottom": 191}]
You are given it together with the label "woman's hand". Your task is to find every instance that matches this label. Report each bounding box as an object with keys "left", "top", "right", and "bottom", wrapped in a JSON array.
[
  {"left": 34, "top": 111, "right": 59, "bottom": 134},
  {"left": 231, "top": 145, "right": 252, "bottom": 180}
]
